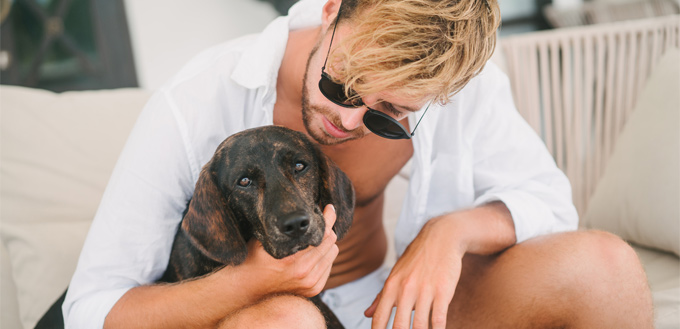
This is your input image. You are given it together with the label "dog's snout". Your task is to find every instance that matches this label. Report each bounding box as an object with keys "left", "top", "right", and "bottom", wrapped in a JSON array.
[{"left": 279, "top": 211, "right": 310, "bottom": 238}]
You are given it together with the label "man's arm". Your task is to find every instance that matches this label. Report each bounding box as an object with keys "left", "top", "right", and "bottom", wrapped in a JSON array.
[
  {"left": 431, "top": 201, "right": 515, "bottom": 256},
  {"left": 366, "top": 63, "right": 577, "bottom": 329},
  {"left": 105, "top": 263, "right": 260, "bottom": 329}
]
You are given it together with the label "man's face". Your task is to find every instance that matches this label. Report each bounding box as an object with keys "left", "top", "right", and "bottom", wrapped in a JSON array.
[{"left": 300, "top": 24, "right": 427, "bottom": 146}]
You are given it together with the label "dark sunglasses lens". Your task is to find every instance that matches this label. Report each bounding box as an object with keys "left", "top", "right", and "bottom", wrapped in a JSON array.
[
  {"left": 319, "top": 74, "right": 360, "bottom": 107},
  {"left": 363, "top": 110, "right": 410, "bottom": 139}
]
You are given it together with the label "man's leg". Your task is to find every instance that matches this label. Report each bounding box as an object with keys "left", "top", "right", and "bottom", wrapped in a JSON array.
[
  {"left": 218, "top": 294, "right": 326, "bottom": 329},
  {"left": 448, "top": 230, "right": 654, "bottom": 329}
]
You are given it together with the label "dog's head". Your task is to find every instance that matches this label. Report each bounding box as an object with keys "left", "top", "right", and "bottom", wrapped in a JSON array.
[{"left": 180, "top": 126, "right": 355, "bottom": 265}]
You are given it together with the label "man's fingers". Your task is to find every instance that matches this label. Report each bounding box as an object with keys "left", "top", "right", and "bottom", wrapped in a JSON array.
[
  {"left": 306, "top": 245, "right": 338, "bottom": 296},
  {"left": 371, "top": 290, "right": 396, "bottom": 329},
  {"left": 431, "top": 294, "right": 452, "bottom": 329},
  {"left": 393, "top": 294, "right": 416, "bottom": 329},
  {"left": 412, "top": 292, "right": 433, "bottom": 329},
  {"left": 364, "top": 291, "right": 382, "bottom": 317},
  {"left": 323, "top": 204, "right": 337, "bottom": 230},
  {"left": 309, "top": 239, "right": 339, "bottom": 279},
  {"left": 321, "top": 204, "right": 338, "bottom": 246}
]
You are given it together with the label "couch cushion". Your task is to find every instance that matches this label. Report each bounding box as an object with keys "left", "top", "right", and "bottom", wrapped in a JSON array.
[
  {"left": 633, "top": 246, "right": 680, "bottom": 328},
  {"left": 0, "top": 86, "right": 151, "bottom": 329},
  {"left": 1, "top": 242, "right": 22, "bottom": 329},
  {"left": 581, "top": 49, "right": 680, "bottom": 256}
]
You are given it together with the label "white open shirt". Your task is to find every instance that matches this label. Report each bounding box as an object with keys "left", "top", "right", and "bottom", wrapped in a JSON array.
[{"left": 63, "top": 0, "right": 578, "bottom": 327}]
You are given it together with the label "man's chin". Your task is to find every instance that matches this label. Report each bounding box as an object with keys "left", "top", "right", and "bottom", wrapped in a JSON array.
[
  {"left": 303, "top": 115, "right": 362, "bottom": 145},
  {"left": 301, "top": 97, "right": 366, "bottom": 145},
  {"left": 306, "top": 125, "right": 355, "bottom": 146}
]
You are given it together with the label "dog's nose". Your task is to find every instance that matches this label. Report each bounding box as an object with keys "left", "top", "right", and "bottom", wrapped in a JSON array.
[{"left": 279, "top": 212, "right": 310, "bottom": 238}]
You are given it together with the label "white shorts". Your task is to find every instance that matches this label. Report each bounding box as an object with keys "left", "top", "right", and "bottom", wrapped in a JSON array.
[{"left": 320, "top": 267, "right": 409, "bottom": 329}]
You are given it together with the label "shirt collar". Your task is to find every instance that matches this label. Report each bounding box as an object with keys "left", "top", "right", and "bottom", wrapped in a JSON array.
[{"left": 230, "top": 0, "right": 325, "bottom": 98}]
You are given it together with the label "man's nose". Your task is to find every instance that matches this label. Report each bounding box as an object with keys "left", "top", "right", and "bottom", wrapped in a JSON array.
[{"left": 337, "top": 106, "right": 368, "bottom": 131}]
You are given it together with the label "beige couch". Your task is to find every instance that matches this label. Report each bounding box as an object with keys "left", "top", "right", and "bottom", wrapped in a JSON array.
[{"left": 1, "top": 26, "right": 679, "bottom": 329}]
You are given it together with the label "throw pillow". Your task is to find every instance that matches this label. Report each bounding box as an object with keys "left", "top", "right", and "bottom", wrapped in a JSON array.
[
  {"left": 582, "top": 49, "right": 679, "bottom": 256},
  {"left": 0, "top": 86, "right": 150, "bottom": 329}
]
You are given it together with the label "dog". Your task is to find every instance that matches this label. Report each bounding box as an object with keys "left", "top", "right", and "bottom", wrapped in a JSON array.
[
  {"left": 35, "top": 126, "right": 354, "bottom": 329},
  {"left": 36, "top": 126, "right": 355, "bottom": 329},
  {"left": 158, "top": 125, "right": 355, "bottom": 328}
]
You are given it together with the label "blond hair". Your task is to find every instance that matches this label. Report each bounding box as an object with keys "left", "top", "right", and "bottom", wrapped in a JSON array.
[{"left": 329, "top": 0, "right": 501, "bottom": 104}]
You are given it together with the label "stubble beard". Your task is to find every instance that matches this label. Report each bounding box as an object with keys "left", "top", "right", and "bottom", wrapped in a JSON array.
[{"left": 300, "top": 42, "right": 366, "bottom": 146}]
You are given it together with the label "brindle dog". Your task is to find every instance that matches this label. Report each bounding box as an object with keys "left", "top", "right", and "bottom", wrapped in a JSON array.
[
  {"left": 159, "top": 126, "right": 355, "bottom": 328},
  {"left": 35, "top": 126, "right": 353, "bottom": 329}
]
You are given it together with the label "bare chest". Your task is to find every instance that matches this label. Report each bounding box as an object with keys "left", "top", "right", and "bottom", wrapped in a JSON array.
[{"left": 323, "top": 137, "right": 413, "bottom": 207}]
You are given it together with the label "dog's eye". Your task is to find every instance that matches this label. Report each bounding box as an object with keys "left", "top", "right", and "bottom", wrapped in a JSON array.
[
  {"left": 238, "top": 177, "right": 251, "bottom": 187},
  {"left": 295, "top": 162, "right": 306, "bottom": 172}
]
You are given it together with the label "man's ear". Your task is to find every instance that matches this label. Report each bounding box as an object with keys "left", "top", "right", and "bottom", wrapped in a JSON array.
[
  {"left": 181, "top": 165, "right": 248, "bottom": 266},
  {"left": 315, "top": 146, "right": 355, "bottom": 240},
  {"left": 321, "top": 0, "right": 342, "bottom": 29}
]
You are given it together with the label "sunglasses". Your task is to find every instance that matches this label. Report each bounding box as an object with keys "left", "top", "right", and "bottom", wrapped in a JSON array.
[{"left": 317, "top": 8, "right": 431, "bottom": 140}]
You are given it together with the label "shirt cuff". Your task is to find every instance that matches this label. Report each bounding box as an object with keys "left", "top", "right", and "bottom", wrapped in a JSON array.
[
  {"left": 474, "top": 190, "right": 577, "bottom": 244},
  {"left": 64, "top": 287, "right": 130, "bottom": 329}
]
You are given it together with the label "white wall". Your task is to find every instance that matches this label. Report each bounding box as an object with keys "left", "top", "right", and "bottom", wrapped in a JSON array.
[
  {"left": 498, "top": 0, "right": 537, "bottom": 20},
  {"left": 124, "top": 0, "right": 280, "bottom": 90},
  {"left": 552, "top": 0, "right": 584, "bottom": 9}
]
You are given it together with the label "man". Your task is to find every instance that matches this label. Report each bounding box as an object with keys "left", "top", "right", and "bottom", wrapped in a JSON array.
[{"left": 63, "top": 0, "right": 654, "bottom": 328}]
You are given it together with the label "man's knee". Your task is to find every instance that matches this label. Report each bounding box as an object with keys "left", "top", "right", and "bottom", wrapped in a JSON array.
[
  {"left": 519, "top": 230, "right": 649, "bottom": 291},
  {"left": 220, "top": 294, "right": 326, "bottom": 329},
  {"left": 569, "top": 230, "right": 651, "bottom": 296},
  {"left": 555, "top": 230, "right": 653, "bottom": 323},
  {"left": 523, "top": 230, "right": 653, "bottom": 326},
  {"left": 565, "top": 230, "right": 647, "bottom": 283}
]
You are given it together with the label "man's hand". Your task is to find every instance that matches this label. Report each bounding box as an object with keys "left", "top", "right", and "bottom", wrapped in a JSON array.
[
  {"left": 365, "top": 202, "right": 516, "bottom": 329},
  {"left": 241, "top": 204, "right": 340, "bottom": 298},
  {"left": 364, "top": 215, "right": 465, "bottom": 329}
]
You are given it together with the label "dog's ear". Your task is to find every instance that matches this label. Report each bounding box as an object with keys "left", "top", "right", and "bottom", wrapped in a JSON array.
[
  {"left": 316, "top": 148, "right": 355, "bottom": 240},
  {"left": 181, "top": 166, "right": 248, "bottom": 266}
]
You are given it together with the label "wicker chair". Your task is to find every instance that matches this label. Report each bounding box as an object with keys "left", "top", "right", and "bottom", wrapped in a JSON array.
[{"left": 500, "top": 14, "right": 679, "bottom": 216}]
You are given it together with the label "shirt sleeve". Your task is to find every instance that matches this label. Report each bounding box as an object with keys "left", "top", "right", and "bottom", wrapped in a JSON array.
[
  {"left": 470, "top": 67, "right": 578, "bottom": 243},
  {"left": 62, "top": 90, "right": 197, "bottom": 328}
]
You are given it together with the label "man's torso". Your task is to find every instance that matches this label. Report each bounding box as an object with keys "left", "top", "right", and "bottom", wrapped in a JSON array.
[{"left": 321, "top": 133, "right": 413, "bottom": 288}]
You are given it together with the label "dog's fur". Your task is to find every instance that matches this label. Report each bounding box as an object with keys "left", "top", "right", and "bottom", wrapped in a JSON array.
[{"left": 159, "top": 126, "right": 355, "bottom": 328}]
